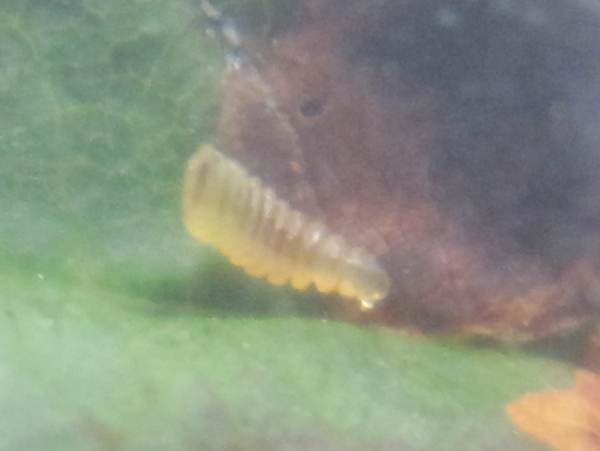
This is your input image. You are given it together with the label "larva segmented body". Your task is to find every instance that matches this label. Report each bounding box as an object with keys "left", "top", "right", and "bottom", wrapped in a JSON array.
[{"left": 183, "top": 145, "right": 391, "bottom": 310}]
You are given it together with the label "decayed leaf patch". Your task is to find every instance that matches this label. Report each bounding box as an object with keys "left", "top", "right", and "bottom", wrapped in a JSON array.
[{"left": 507, "top": 370, "right": 600, "bottom": 451}]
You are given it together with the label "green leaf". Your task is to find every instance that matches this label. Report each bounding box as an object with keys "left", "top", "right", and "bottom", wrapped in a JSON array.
[{"left": 0, "top": 1, "right": 571, "bottom": 450}]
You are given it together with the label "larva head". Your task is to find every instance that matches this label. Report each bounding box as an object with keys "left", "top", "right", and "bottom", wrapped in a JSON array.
[
  {"left": 342, "top": 249, "right": 391, "bottom": 311},
  {"left": 209, "top": 0, "right": 600, "bottom": 339}
]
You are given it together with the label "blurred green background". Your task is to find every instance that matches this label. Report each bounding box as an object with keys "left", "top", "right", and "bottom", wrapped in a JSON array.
[{"left": 0, "top": 0, "right": 572, "bottom": 449}]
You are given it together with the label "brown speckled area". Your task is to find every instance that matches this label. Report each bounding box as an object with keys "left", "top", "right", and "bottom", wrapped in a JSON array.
[{"left": 214, "top": 0, "right": 600, "bottom": 340}]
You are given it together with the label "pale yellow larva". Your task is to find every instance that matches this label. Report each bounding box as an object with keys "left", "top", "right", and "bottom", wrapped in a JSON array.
[{"left": 182, "top": 145, "right": 391, "bottom": 310}]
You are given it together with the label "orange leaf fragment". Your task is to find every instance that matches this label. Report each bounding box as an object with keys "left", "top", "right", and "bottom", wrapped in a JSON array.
[{"left": 506, "top": 370, "right": 600, "bottom": 451}]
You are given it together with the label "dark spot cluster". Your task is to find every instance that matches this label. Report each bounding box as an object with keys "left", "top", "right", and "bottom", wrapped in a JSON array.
[
  {"left": 299, "top": 98, "right": 324, "bottom": 117},
  {"left": 339, "top": 0, "right": 600, "bottom": 269}
]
